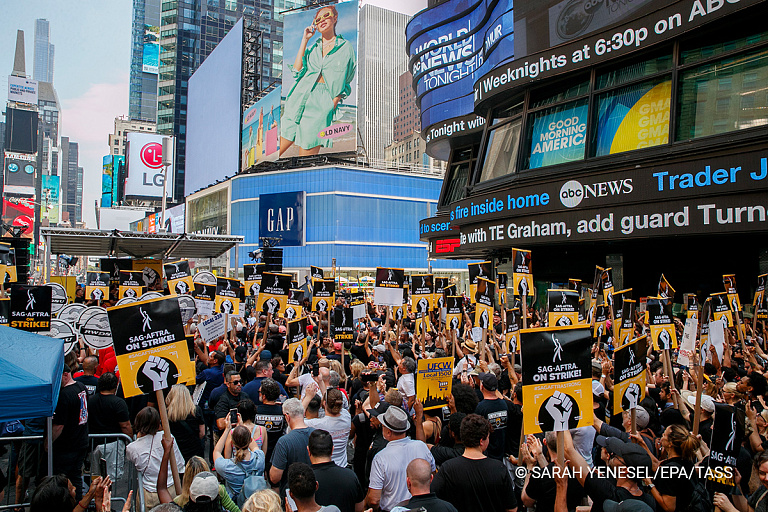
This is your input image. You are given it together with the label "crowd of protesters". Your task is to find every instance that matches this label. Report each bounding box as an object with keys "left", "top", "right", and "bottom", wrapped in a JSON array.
[{"left": 3, "top": 281, "right": 768, "bottom": 512}]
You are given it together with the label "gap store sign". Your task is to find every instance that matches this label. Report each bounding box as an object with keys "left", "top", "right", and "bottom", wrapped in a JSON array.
[{"left": 258, "top": 191, "right": 306, "bottom": 246}]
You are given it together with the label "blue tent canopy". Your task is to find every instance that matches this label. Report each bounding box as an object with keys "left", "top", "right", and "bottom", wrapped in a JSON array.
[{"left": 0, "top": 326, "right": 64, "bottom": 422}]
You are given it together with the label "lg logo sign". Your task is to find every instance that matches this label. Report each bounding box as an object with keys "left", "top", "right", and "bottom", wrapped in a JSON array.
[{"left": 140, "top": 143, "right": 164, "bottom": 169}]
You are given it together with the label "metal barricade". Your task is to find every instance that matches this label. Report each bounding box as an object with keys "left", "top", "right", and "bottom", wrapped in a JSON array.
[
  {"left": 0, "top": 433, "right": 45, "bottom": 511},
  {"left": 87, "top": 433, "right": 144, "bottom": 512}
]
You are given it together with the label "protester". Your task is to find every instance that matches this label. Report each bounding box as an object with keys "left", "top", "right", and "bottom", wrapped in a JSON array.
[
  {"left": 215, "top": 371, "right": 252, "bottom": 431},
  {"left": 308, "top": 429, "right": 365, "bottom": 512},
  {"left": 166, "top": 384, "right": 205, "bottom": 461},
  {"left": 126, "top": 406, "right": 185, "bottom": 508},
  {"left": 304, "top": 387, "right": 352, "bottom": 467},
  {"left": 73, "top": 355, "right": 99, "bottom": 395},
  {"left": 431, "top": 414, "right": 517, "bottom": 511},
  {"left": 87, "top": 372, "right": 132, "bottom": 436},
  {"left": 238, "top": 398, "right": 269, "bottom": 453},
  {"left": 255, "top": 378, "right": 286, "bottom": 466},
  {"left": 241, "top": 489, "right": 284, "bottom": 512},
  {"left": 51, "top": 364, "right": 90, "bottom": 501},
  {"left": 214, "top": 416, "right": 266, "bottom": 504},
  {"left": 242, "top": 360, "right": 288, "bottom": 405},
  {"left": 391, "top": 458, "right": 457, "bottom": 512},
  {"left": 269, "top": 398, "right": 315, "bottom": 496}
]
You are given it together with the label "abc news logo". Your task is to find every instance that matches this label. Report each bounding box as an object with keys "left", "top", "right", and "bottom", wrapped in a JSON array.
[{"left": 559, "top": 178, "right": 633, "bottom": 208}]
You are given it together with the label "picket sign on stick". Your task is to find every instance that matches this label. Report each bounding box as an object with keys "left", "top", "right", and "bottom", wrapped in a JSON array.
[
  {"left": 156, "top": 390, "right": 182, "bottom": 495},
  {"left": 662, "top": 349, "right": 681, "bottom": 410},
  {"left": 522, "top": 295, "right": 528, "bottom": 330},
  {"left": 630, "top": 409, "right": 637, "bottom": 435},
  {"left": 557, "top": 431, "right": 565, "bottom": 467},
  {"left": 693, "top": 350, "right": 705, "bottom": 437}
]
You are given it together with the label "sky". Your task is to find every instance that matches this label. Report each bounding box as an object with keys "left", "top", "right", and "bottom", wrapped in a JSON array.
[{"left": 1, "top": 0, "right": 425, "bottom": 229}]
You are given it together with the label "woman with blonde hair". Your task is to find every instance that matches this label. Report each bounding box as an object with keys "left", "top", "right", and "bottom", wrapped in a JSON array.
[
  {"left": 328, "top": 359, "right": 347, "bottom": 388},
  {"left": 166, "top": 384, "right": 205, "bottom": 462},
  {"left": 241, "top": 489, "right": 282, "bottom": 512},
  {"left": 722, "top": 381, "right": 743, "bottom": 405}
]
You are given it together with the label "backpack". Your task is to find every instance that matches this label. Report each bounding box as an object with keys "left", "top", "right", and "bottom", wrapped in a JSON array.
[
  {"left": 234, "top": 458, "right": 269, "bottom": 508},
  {"left": 682, "top": 476, "right": 712, "bottom": 512}
]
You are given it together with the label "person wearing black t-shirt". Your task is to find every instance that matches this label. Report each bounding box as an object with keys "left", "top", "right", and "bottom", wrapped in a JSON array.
[
  {"left": 474, "top": 372, "right": 507, "bottom": 460},
  {"left": 564, "top": 431, "right": 656, "bottom": 512},
  {"left": 521, "top": 431, "right": 586, "bottom": 512},
  {"left": 309, "top": 430, "right": 365, "bottom": 512},
  {"left": 432, "top": 414, "right": 518, "bottom": 511},
  {"left": 52, "top": 364, "right": 90, "bottom": 500},
  {"left": 255, "top": 378, "right": 285, "bottom": 468},
  {"left": 87, "top": 372, "right": 132, "bottom": 436},
  {"left": 350, "top": 333, "right": 372, "bottom": 365},
  {"left": 73, "top": 355, "right": 99, "bottom": 395}
]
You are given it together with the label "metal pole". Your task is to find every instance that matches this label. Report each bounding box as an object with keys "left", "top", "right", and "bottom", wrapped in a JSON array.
[
  {"left": 160, "top": 137, "right": 173, "bottom": 233},
  {"left": 46, "top": 416, "right": 53, "bottom": 477},
  {"left": 160, "top": 163, "right": 168, "bottom": 232},
  {"left": 44, "top": 234, "right": 51, "bottom": 282}
]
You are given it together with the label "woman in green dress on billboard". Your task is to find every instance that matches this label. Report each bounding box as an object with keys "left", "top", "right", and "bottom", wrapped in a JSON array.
[{"left": 280, "top": 5, "right": 356, "bottom": 156}]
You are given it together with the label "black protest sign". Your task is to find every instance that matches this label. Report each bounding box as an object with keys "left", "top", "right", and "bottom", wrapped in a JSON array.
[
  {"left": 686, "top": 293, "right": 699, "bottom": 319},
  {"left": 100, "top": 258, "right": 133, "bottom": 286},
  {"left": 474, "top": 277, "right": 495, "bottom": 329},
  {"left": 469, "top": 261, "right": 493, "bottom": 301},
  {"left": 568, "top": 278, "right": 581, "bottom": 291},
  {"left": 119, "top": 270, "right": 145, "bottom": 299},
  {"left": 215, "top": 277, "right": 241, "bottom": 314},
  {"left": 497, "top": 272, "right": 508, "bottom": 305},
  {"left": 613, "top": 336, "right": 647, "bottom": 415},
  {"left": 412, "top": 274, "right": 434, "bottom": 314},
  {"left": 755, "top": 274, "right": 767, "bottom": 320},
  {"left": 658, "top": 274, "right": 675, "bottom": 301},
  {"left": 311, "top": 266, "right": 324, "bottom": 279},
  {"left": 618, "top": 299, "right": 636, "bottom": 348},
  {"left": 593, "top": 305, "right": 609, "bottom": 340},
  {"left": 312, "top": 279, "right": 335, "bottom": 312},
  {"left": 647, "top": 296, "right": 677, "bottom": 350},
  {"left": 706, "top": 403, "right": 744, "bottom": 493},
  {"left": 506, "top": 308, "right": 521, "bottom": 353},
  {"left": 288, "top": 317, "right": 308, "bottom": 363},
  {"left": 601, "top": 267, "right": 614, "bottom": 306},
  {"left": 10, "top": 285, "right": 52, "bottom": 331},
  {"left": 165, "top": 260, "right": 194, "bottom": 296},
  {"left": 442, "top": 284, "right": 457, "bottom": 300},
  {"left": 446, "top": 296, "right": 463, "bottom": 331},
  {"left": 284, "top": 289, "right": 303, "bottom": 320},
  {"left": 192, "top": 283, "right": 215, "bottom": 316},
  {"left": 711, "top": 292, "right": 733, "bottom": 328},
  {"left": 334, "top": 307, "right": 354, "bottom": 342},
  {"left": 86, "top": 271, "right": 110, "bottom": 301},
  {"left": 256, "top": 272, "right": 292, "bottom": 315},
  {"left": 374, "top": 267, "right": 404, "bottom": 306},
  {"left": 4, "top": 248, "right": 17, "bottom": 283},
  {"left": 108, "top": 296, "right": 194, "bottom": 398},
  {"left": 612, "top": 288, "right": 631, "bottom": 322},
  {"left": 244, "top": 263, "right": 265, "bottom": 297},
  {"left": 511, "top": 249, "right": 532, "bottom": 297},
  {"left": 547, "top": 289, "right": 579, "bottom": 327},
  {"left": 591, "top": 265, "right": 604, "bottom": 300},
  {"left": 521, "top": 325, "right": 592, "bottom": 434}
]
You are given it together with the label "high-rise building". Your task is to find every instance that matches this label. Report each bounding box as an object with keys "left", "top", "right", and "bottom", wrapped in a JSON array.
[
  {"left": 393, "top": 70, "right": 420, "bottom": 142},
  {"left": 108, "top": 115, "right": 156, "bottom": 157},
  {"left": 33, "top": 19, "right": 54, "bottom": 83},
  {"left": 59, "top": 136, "right": 82, "bottom": 225},
  {"left": 129, "top": 0, "right": 161, "bottom": 122},
  {"left": 158, "top": 0, "right": 308, "bottom": 201},
  {"left": 358, "top": 5, "right": 410, "bottom": 162},
  {"left": 37, "top": 81, "right": 61, "bottom": 179}
]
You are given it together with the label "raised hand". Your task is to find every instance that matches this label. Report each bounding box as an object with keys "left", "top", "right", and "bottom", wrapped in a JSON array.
[
  {"left": 546, "top": 391, "right": 573, "bottom": 431},
  {"left": 142, "top": 356, "right": 170, "bottom": 391}
]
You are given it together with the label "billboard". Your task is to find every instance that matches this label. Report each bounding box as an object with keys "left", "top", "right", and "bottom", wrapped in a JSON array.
[
  {"left": 242, "top": 87, "right": 281, "bottom": 170},
  {"left": 258, "top": 191, "right": 306, "bottom": 246},
  {"left": 143, "top": 24, "right": 160, "bottom": 74},
  {"left": 125, "top": 132, "right": 173, "bottom": 199},
  {"left": 41, "top": 175, "right": 60, "bottom": 224},
  {"left": 112, "top": 155, "right": 125, "bottom": 205},
  {"left": 7, "top": 76, "right": 38, "bottom": 104},
  {"left": 2, "top": 197, "right": 35, "bottom": 239},
  {"left": 102, "top": 155, "right": 113, "bottom": 207},
  {"left": 281, "top": 1, "right": 358, "bottom": 158},
  {"left": 4, "top": 108, "right": 38, "bottom": 155},
  {"left": 164, "top": 203, "right": 186, "bottom": 233},
  {"left": 188, "top": 187, "right": 228, "bottom": 235},
  {"left": 4, "top": 151, "right": 36, "bottom": 196}
]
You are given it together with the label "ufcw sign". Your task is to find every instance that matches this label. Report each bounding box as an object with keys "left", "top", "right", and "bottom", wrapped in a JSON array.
[{"left": 259, "top": 191, "right": 306, "bottom": 246}]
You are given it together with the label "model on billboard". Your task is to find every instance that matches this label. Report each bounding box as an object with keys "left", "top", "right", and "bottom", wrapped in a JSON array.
[{"left": 280, "top": 4, "right": 357, "bottom": 156}]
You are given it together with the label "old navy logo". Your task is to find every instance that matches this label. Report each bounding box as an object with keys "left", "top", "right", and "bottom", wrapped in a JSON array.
[{"left": 140, "top": 307, "right": 152, "bottom": 332}]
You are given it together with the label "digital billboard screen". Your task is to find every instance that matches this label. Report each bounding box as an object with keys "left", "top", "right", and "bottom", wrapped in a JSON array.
[
  {"left": 42, "top": 175, "right": 60, "bottom": 224},
  {"left": 102, "top": 155, "right": 113, "bottom": 207},
  {"left": 143, "top": 24, "right": 160, "bottom": 74},
  {"left": 4, "top": 108, "right": 38, "bottom": 155},
  {"left": 281, "top": 0, "right": 358, "bottom": 158},
  {"left": 242, "top": 87, "right": 281, "bottom": 170}
]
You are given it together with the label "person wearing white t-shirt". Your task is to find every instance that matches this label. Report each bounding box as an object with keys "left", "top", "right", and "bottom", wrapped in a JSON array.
[
  {"left": 396, "top": 357, "right": 417, "bottom": 411},
  {"left": 303, "top": 388, "right": 352, "bottom": 467},
  {"left": 453, "top": 340, "right": 479, "bottom": 377}
]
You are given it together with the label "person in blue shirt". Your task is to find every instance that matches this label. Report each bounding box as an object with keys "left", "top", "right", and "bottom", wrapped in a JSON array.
[
  {"left": 196, "top": 351, "right": 226, "bottom": 407},
  {"left": 242, "top": 360, "right": 288, "bottom": 405}
]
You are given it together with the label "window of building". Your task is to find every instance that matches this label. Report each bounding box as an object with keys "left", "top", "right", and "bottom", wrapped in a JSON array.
[
  {"left": 440, "top": 145, "right": 477, "bottom": 206},
  {"left": 479, "top": 118, "right": 522, "bottom": 182},
  {"left": 523, "top": 98, "right": 588, "bottom": 170},
  {"left": 677, "top": 46, "right": 768, "bottom": 139}
]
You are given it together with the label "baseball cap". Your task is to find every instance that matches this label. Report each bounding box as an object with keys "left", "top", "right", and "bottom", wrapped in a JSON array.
[
  {"left": 260, "top": 349, "right": 273, "bottom": 361},
  {"left": 366, "top": 401, "right": 390, "bottom": 418},
  {"left": 683, "top": 392, "right": 715, "bottom": 413},
  {"left": 603, "top": 499, "right": 654, "bottom": 512},
  {"left": 373, "top": 344, "right": 386, "bottom": 353},
  {"left": 479, "top": 372, "right": 498, "bottom": 391},
  {"left": 63, "top": 363, "right": 72, "bottom": 374},
  {"left": 635, "top": 406, "right": 650, "bottom": 429},
  {"left": 596, "top": 437, "right": 653, "bottom": 472},
  {"left": 234, "top": 345, "right": 248, "bottom": 363},
  {"left": 593, "top": 380, "right": 605, "bottom": 397},
  {"left": 379, "top": 405, "right": 409, "bottom": 433},
  {"left": 189, "top": 471, "right": 219, "bottom": 503}
]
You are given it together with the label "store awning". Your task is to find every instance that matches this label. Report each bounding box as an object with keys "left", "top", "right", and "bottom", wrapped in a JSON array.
[{"left": 40, "top": 228, "right": 243, "bottom": 260}]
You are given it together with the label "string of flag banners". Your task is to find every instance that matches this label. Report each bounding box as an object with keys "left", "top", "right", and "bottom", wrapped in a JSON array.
[{"left": 0, "top": 250, "right": 761, "bottom": 492}]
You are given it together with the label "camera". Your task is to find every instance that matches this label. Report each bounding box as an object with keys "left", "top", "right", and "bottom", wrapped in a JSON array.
[{"left": 361, "top": 371, "right": 383, "bottom": 383}]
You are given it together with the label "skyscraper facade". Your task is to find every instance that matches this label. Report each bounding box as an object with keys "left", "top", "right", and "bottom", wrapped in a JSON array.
[
  {"left": 33, "top": 19, "right": 54, "bottom": 83},
  {"left": 358, "top": 5, "right": 410, "bottom": 162},
  {"left": 129, "top": 0, "right": 161, "bottom": 122},
  {"left": 59, "top": 137, "right": 82, "bottom": 225}
]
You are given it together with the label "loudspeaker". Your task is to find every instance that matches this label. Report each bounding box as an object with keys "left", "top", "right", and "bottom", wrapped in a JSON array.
[
  {"left": 262, "top": 247, "right": 283, "bottom": 273},
  {"left": 6, "top": 237, "right": 30, "bottom": 284}
]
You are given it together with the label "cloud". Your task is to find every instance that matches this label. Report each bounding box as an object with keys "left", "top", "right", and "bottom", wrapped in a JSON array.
[{"left": 60, "top": 75, "right": 129, "bottom": 228}]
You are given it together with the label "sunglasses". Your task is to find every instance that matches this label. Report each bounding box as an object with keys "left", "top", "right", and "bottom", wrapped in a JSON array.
[
  {"left": 230, "top": 380, "right": 242, "bottom": 385},
  {"left": 314, "top": 11, "right": 335, "bottom": 24}
]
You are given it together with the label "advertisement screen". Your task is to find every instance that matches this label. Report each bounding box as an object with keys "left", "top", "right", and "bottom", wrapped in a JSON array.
[
  {"left": 527, "top": 101, "right": 588, "bottom": 169},
  {"left": 4, "top": 109, "right": 38, "bottom": 155},
  {"left": 41, "top": 175, "right": 60, "bottom": 224},
  {"left": 595, "top": 79, "right": 671, "bottom": 157},
  {"left": 258, "top": 191, "right": 306, "bottom": 246},
  {"left": 242, "top": 88, "right": 281, "bottom": 170},
  {"left": 4, "top": 151, "right": 36, "bottom": 196},
  {"left": 102, "top": 155, "right": 113, "bottom": 207},
  {"left": 281, "top": 1, "right": 358, "bottom": 157},
  {"left": 165, "top": 203, "right": 186, "bottom": 233},
  {"left": 112, "top": 155, "right": 125, "bottom": 205},
  {"left": 143, "top": 24, "right": 160, "bottom": 74},
  {"left": 2, "top": 197, "right": 35, "bottom": 239},
  {"left": 125, "top": 132, "right": 173, "bottom": 199},
  {"left": 188, "top": 188, "right": 228, "bottom": 235},
  {"left": 7, "top": 75, "right": 39, "bottom": 104}
]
